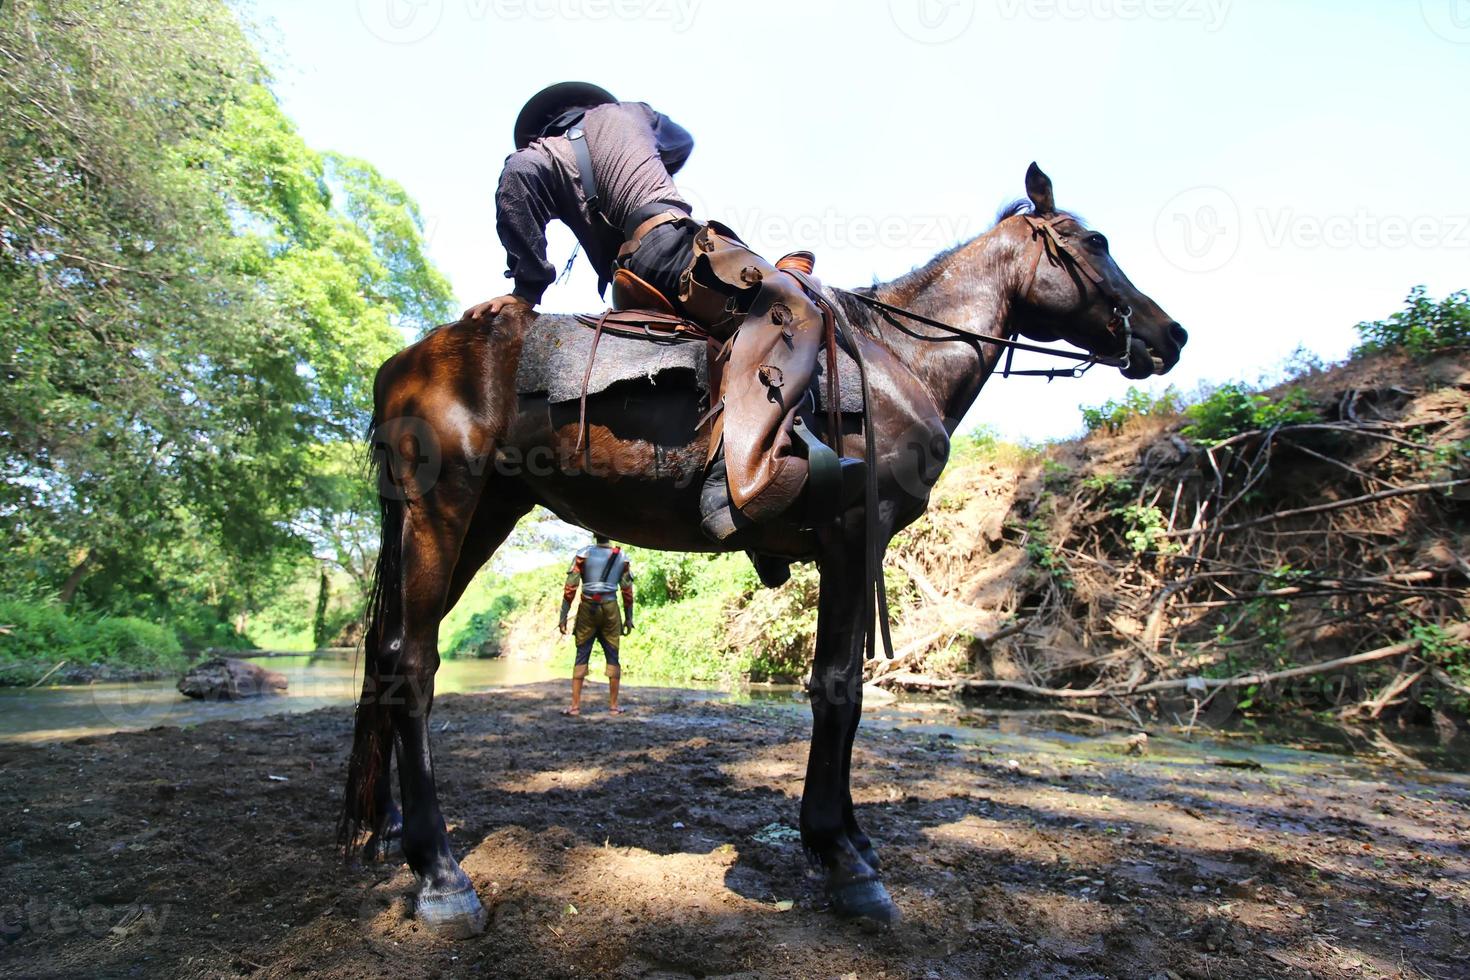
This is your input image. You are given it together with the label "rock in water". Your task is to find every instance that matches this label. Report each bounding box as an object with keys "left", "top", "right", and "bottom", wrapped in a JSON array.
[{"left": 177, "top": 658, "right": 287, "bottom": 700}]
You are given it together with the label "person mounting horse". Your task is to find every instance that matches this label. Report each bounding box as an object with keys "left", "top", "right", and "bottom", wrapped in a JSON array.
[
  {"left": 343, "top": 148, "right": 1190, "bottom": 938},
  {"left": 464, "top": 81, "right": 861, "bottom": 541}
]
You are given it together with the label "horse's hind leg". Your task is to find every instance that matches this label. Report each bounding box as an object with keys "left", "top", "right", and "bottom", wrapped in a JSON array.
[
  {"left": 361, "top": 486, "right": 532, "bottom": 873},
  {"left": 801, "top": 527, "right": 899, "bottom": 924},
  {"left": 370, "top": 460, "right": 493, "bottom": 936},
  {"left": 365, "top": 742, "right": 402, "bottom": 862}
]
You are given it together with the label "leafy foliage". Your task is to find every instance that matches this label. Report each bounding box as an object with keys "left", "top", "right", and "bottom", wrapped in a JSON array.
[
  {"left": 0, "top": 1, "right": 450, "bottom": 652},
  {"left": 1354, "top": 286, "right": 1470, "bottom": 357},
  {"left": 1113, "top": 504, "right": 1179, "bottom": 554},
  {"left": 0, "top": 599, "right": 186, "bottom": 683},
  {"left": 1023, "top": 518, "right": 1072, "bottom": 590},
  {"left": 1414, "top": 622, "right": 1469, "bottom": 710},
  {"left": 1080, "top": 386, "right": 1182, "bottom": 433},
  {"left": 1180, "top": 384, "right": 1319, "bottom": 444}
]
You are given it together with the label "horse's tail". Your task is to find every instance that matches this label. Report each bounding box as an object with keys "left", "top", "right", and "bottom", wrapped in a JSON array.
[{"left": 337, "top": 417, "right": 401, "bottom": 858}]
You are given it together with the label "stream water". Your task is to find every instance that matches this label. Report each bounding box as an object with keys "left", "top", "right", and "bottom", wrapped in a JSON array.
[
  {"left": 1, "top": 653, "right": 1466, "bottom": 772},
  {"left": 0, "top": 654, "right": 561, "bottom": 744}
]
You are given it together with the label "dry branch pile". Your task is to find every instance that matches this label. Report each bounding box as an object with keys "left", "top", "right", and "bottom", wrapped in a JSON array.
[{"left": 874, "top": 350, "right": 1470, "bottom": 724}]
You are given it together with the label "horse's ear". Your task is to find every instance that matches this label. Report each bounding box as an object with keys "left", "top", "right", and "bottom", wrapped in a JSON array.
[{"left": 1025, "top": 162, "right": 1055, "bottom": 214}]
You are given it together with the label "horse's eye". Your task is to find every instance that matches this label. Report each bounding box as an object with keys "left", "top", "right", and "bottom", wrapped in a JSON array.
[{"left": 1086, "top": 234, "right": 1109, "bottom": 252}]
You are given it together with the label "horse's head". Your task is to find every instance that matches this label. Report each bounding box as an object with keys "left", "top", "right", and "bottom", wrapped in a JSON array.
[{"left": 1007, "top": 163, "right": 1187, "bottom": 379}]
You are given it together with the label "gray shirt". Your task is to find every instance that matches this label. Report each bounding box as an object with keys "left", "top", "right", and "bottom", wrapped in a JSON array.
[{"left": 495, "top": 101, "right": 693, "bottom": 303}]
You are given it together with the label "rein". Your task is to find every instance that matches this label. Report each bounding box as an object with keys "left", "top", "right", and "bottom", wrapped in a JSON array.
[{"left": 835, "top": 212, "right": 1136, "bottom": 382}]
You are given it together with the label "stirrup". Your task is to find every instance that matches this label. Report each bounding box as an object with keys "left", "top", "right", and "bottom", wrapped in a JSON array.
[{"left": 791, "top": 416, "right": 844, "bottom": 525}]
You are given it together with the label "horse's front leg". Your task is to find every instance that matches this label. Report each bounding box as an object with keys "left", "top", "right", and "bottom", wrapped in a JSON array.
[
  {"left": 841, "top": 694, "right": 881, "bottom": 874},
  {"left": 801, "top": 528, "right": 899, "bottom": 924}
]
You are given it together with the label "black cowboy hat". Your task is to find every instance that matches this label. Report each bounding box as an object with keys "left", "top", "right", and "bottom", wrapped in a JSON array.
[{"left": 513, "top": 81, "right": 617, "bottom": 150}]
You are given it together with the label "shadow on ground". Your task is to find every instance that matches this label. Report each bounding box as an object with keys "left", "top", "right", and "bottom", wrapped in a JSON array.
[{"left": 0, "top": 682, "right": 1466, "bottom": 978}]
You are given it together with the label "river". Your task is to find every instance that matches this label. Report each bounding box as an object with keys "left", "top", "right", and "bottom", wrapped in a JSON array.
[
  {"left": 0, "top": 654, "right": 570, "bottom": 744},
  {"left": 2, "top": 653, "right": 1466, "bottom": 772}
]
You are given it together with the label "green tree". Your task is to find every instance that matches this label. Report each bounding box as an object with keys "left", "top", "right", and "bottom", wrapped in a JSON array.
[{"left": 1, "top": 1, "right": 451, "bottom": 640}]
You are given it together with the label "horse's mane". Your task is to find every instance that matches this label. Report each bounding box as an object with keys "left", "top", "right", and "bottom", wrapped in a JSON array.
[{"left": 835, "top": 200, "right": 1086, "bottom": 326}]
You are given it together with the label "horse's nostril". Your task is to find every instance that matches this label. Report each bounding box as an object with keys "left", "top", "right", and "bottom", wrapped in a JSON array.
[{"left": 1168, "top": 322, "right": 1189, "bottom": 347}]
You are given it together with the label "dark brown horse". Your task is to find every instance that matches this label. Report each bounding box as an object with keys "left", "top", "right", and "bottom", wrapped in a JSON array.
[{"left": 339, "top": 164, "right": 1188, "bottom": 935}]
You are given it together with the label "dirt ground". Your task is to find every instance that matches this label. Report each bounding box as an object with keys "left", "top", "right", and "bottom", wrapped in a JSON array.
[{"left": 1, "top": 683, "right": 1467, "bottom": 979}]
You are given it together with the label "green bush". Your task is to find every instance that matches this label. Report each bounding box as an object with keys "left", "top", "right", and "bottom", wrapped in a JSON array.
[
  {"left": 1414, "top": 622, "right": 1469, "bottom": 711},
  {"left": 1080, "top": 386, "right": 1182, "bottom": 433},
  {"left": 442, "top": 564, "right": 555, "bottom": 658},
  {"left": 89, "top": 616, "right": 183, "bottom": 667},
  {"left": 1113, "top": 504, "right": 1180, "bottom": 555},
  {"left": 634, "top": 550, "right": 709, "bottom": 607},
  {"left": 1354, "top": 286, "right": 1470, "bottom": 357},
  {"left": 0, "top": 599, "right": 188, "bottom": 683},
  {"left": 1181, "top": 384, "right": 1319, "bottom": 444},
  {"left": 0, "top": 599, "right": 83, "bottom": 666}
]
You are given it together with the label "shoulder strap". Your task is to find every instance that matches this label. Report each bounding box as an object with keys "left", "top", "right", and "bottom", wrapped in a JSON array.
[
  {"left": 584, "top": 546, "right": 623, "bottom": 589},
  {"left": 566, "top": 125, "right": 600, "bottom": 214}
]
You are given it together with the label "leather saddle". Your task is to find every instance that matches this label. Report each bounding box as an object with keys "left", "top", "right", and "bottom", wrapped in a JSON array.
[{"left": 610, "top": 267, "right": 675, "bottom": 316}]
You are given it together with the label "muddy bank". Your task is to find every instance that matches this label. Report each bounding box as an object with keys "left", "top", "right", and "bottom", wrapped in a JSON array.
[{"left": 1, "top": 683, "right": 1467, "bottom": 978}]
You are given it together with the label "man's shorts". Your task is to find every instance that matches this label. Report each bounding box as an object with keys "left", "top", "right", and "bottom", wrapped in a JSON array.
[{"left": 573, "top": 598, "right": 621, "bottom": 666}]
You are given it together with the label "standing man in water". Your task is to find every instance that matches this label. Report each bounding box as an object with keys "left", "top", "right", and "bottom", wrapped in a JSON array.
[{"left": 559, "top": 533, "right": 634, "bottom": 716}]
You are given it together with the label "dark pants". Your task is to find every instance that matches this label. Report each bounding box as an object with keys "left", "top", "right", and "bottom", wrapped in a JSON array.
[{"left": 622, "top": 219, "right": 700, "bottom": 303}]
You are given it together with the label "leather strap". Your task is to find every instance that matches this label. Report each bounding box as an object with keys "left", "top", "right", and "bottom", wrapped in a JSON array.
[
  {"left": 617, "top": 210, "right": 686, "bottom": 262},
  {"left": 572, "top": 309, "right": 710, "bottom": 341},
  {"left": 567, "top": 126, "right": 599, "bottom": 214},
  {"left": 575, "top": 310, "right": 610, "bottom": 463},
  {"left": 782, "top": 268, "right": 894, "bottom": 661}
]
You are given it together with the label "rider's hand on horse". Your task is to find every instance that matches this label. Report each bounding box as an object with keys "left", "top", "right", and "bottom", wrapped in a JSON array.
[
  {"left": 464, "top": 294, "right": 530, "bottom": 322},
  {"left": 623, "top": 619, "right": 634, "bottom": 636}
]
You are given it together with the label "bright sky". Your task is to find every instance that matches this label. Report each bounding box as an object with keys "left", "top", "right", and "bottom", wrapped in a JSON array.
[{"left": 248, "top": 0, "right": 1468, "bottom": 442}]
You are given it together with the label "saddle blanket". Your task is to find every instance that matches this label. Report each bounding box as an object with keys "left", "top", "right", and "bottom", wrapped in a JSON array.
[{"left": 514, "top": 312, "right": 866, "bottom": 414}]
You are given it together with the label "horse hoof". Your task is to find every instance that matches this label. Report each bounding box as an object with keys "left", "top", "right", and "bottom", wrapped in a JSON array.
[
  {"left": 415, "top": 884, "right": 487, "bottom": 938},
  {"left": 830, "top": 878, "right": 900, "bottom": 925},
  {"left": 856, "top": 844, "right": 881, "bottom": 874}
]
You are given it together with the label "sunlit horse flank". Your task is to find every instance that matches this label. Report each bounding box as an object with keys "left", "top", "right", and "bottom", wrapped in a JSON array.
[{"left": 339, "top": 164, "right": 1188, "bottom": 935}]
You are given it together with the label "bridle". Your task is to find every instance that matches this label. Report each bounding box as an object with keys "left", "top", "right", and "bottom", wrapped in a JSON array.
[{"left": 836, "top": 211, "right": 1136, "bottom": 381}]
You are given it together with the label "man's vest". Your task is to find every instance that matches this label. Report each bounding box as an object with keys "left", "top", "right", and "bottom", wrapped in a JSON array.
[{"left": 577, "top": 544, "right": 627, "bottom": 601}]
